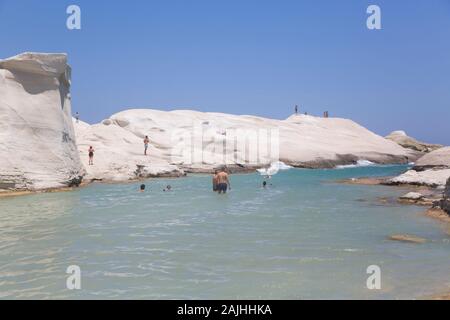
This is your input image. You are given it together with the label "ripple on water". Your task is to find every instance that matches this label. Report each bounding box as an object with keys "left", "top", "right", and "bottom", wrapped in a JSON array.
[{"left": 0, "top": 167, "right": 449, "bottom": 299}]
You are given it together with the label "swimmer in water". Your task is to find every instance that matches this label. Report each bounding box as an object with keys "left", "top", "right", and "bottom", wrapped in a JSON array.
[
  {"left": 212, "top": 170, "right": 219, "bottom": 192},
  {"left": 216, "top": 168, "right": 231, "bottom": 194},
  {"left": 140, "top": 184, "right": 146, "bottom": 192}
]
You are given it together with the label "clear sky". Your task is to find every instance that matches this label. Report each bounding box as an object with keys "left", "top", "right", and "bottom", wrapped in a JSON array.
[{"left": 1, "top": 0, "right": 449, "bottom": 145}]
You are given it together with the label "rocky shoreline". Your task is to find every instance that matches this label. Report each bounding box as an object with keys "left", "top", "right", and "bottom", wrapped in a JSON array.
[{"left": 340, "top": 176, "right": 450, "bottom": 218}]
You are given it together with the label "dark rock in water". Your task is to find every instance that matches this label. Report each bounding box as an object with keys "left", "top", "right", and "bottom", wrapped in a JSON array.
[{"left": 441, "top": 178, "right": 450, "bottom": 214}]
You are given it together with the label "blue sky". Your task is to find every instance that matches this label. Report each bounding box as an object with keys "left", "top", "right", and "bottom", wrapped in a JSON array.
[{"left": 1, "top": 0, "right": 449, "bottom": 144}]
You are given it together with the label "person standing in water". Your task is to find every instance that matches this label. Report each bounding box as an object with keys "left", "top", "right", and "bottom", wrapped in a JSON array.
[
  {"left": 294, "top": 105, "right": 298, "bottom": 115},
  {"left": 212, "top": 170, "right": 219, "bottom": 192},
  {"left": 216, "top": 168, "right": 231, "bottom": 194},
  {"left": 144, "top": 136, "right": 150, "bottom": 155},
  {"left": 88, "top": 146, "right": 94, "bottom": 165}
]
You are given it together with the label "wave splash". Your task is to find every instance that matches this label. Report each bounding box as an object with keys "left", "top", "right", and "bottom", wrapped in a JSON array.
[
  {"left": 335, "top": 160, "right": 376, "bottom": 169},
  {"left": 257, "top": 161, "right": 293, "bottom": 177}
]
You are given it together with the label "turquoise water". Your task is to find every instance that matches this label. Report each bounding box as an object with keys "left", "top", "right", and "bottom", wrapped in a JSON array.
[{"left": 0, "top": 165, "right": 449, "bottom": 299}]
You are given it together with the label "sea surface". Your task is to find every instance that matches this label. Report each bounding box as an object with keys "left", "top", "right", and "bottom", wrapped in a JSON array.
[{"left": 0, "top": 165, "right": 449, "bottom": 299}]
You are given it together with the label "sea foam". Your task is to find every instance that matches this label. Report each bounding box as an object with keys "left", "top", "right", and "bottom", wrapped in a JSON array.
[{"left": 335, "top": 160, "right": 375, "bottom": 169}]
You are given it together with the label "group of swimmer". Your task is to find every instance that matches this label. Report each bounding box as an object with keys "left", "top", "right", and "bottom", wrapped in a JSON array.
[
  {"left": 138, "top": 168, "right": 269, "bottom": 195},
  {"left": 85, "top": 133, "right": 267, "bottom": 193},
  {"left": 139, "top": 184, "right": 172, "bottom": 193}
]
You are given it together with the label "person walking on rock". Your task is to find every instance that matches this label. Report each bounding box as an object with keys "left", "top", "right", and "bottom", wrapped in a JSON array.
[
  {"left": 144, "top": 136, "right": 150, "bottom": 156},
  {"left": 88, "top": 146, "right": 95, "bottom": 165}
]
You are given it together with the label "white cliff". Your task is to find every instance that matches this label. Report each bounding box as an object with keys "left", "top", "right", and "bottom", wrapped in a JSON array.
[
  {"left": 74, "top": 109, "right": 419, "bottom": 183},
  {"left": 0, "top": 53, "right": 84, "bottom": 191}
]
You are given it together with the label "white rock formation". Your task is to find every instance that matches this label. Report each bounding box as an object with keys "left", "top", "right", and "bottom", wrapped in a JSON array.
[
  {"left": 389, "top": 147, "right": 450, "bottom": 188},
  {"left": 74, "top": 109, "right": 418, "bottom": 182},
  {"left": 74, "top": 118, "right": 183, "bottom": 182},
  {"left": 389, "top": 169, "right": 450, "bottom": 188},
  {"left": 399, "top": 192, "right": 424, "bottom": 201},
  {"left": 0, "top": 53, "right": 84, "bottom": 190},
  {"left": 386, "top": 130, "right": 443, "bottom": 153},
  {"left": 414, "top": 147, "right": 450, "bottom": 169}
]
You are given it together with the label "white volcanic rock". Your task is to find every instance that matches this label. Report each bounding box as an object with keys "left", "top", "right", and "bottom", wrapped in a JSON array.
[
  {"left": 400, "top": 192, "right": 424, "bottom": 201},
  {"left": 73, "top": 109, "right": 418, "bottom": 182},
  {"left": 0, "top": 53, "right": 84, "bottom": 190},
  {"left": 74, "top": 119, "right": 184, "bottom": 182},
  {"left": 414, "top": 147, "right": 450, "bottom": 169},
  {"left": 386, "top": 130, "right": 443, "bottom": 153},
  {"left": 282, "top": 115, "right": 419, "bottom": 167},
  {"left": 389, "top": 147, "right": 450, "bottom": 189},
  {"left": 389, "top": 169, "right": 450, "bottom": 187}
]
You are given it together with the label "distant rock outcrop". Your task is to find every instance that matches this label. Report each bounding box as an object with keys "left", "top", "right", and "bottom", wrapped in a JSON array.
[
  {"left": 388, "top": 169, "right": 450, "bottom": 188},
  {"left": 413, "top": 147, "right": 450, "bottom": 171},
  {"left": 389, "top": 146, "right": 450, "bottom": 188},
  {"left": 0, "top": 53, "right": 84, "bottom": 190},
  {"left": 386, "top": 131, "right": 443, "bottom": 153}
]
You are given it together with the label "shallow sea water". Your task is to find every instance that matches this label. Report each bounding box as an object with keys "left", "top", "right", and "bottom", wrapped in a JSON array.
[{"left": 0, "top": 165, "right": 449, "bottom": 299}]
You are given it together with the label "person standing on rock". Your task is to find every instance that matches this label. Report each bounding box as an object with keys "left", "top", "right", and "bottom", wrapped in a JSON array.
[
  {"left": 88, "top": 146, "right": 95, "bottom": 165},
  {"left": 144, "top": 136, "right": 150, "bottom": 156},
  {"left": 295, "top": 105, "right": 298, "bottom": 115},
  {"left": 75, "top": 112, "right": 79, "bottom": 123}
]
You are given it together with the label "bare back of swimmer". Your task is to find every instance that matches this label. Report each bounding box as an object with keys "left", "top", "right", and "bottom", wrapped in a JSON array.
[{"left": 216, "top": 170, "right": 231, "bottom": 194}]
